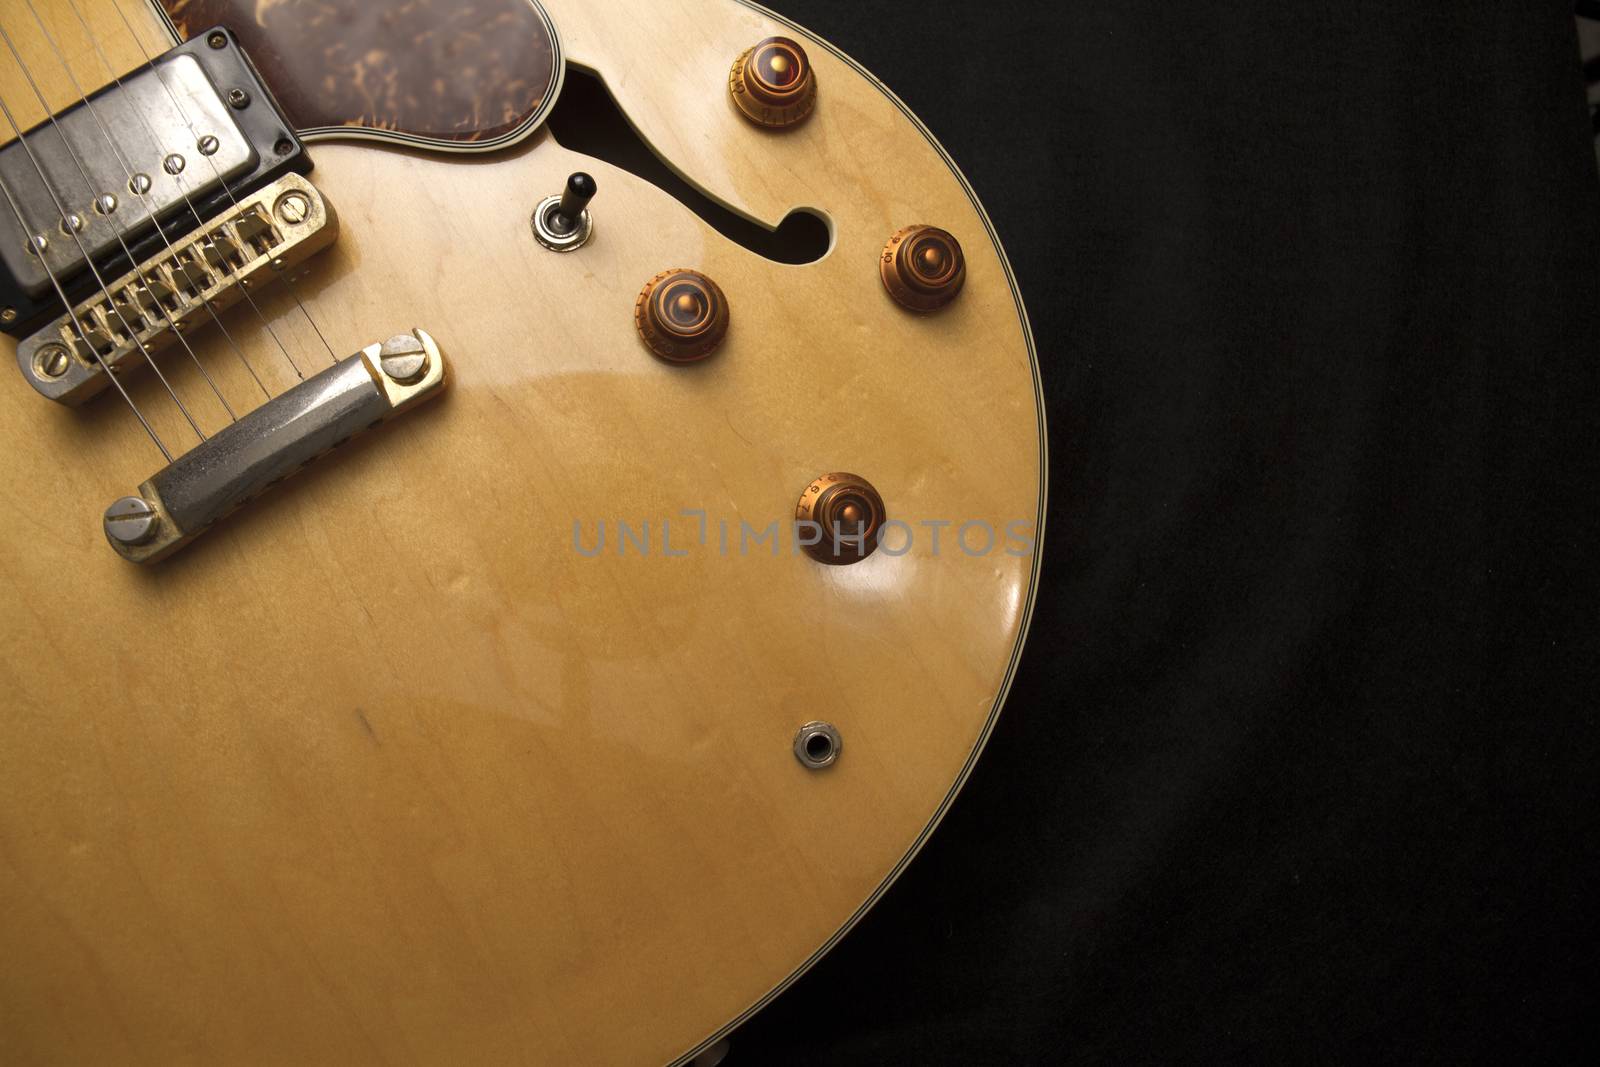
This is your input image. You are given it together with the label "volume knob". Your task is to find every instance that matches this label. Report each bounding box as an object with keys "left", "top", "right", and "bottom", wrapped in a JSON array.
[
  {"left": 635, "top": 269, "right": 730, "bottom": 362},
  {"left": 880, "top": 225, "right": 966, "bottom": 311},
  {"left": 796, "top": 472, "right": 886, "bottom": 565},
  {"left": 729, "top": 36, "right": 817, "bottom": 128}
]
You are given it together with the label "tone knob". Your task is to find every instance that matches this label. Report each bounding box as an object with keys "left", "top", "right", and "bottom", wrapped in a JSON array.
[
  {"left": 729, "top": 36, "right": 817, "bottom": 128},
  {"left": 635, "top": 269, "right": 730, "bottom": 362},
  {"left": 796, "top": 472, "right": 886, "bottom": 565},
  {"left": 880, "top": 225, "right": 966, "bottom": 311}
]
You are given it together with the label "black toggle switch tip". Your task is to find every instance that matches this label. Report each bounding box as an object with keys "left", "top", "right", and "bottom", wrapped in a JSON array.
[{"left": 558, "top": 172, "right": 596, "bottom": 221}]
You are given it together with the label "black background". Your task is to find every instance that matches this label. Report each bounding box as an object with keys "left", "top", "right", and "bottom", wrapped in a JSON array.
[{"left": 729, "top": 1, "right": 1598, "bottom": 1063}]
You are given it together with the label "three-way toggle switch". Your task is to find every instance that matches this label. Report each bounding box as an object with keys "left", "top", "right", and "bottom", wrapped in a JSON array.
[{"left": 532, "top": 172, "right": 598, "bottom": 252}]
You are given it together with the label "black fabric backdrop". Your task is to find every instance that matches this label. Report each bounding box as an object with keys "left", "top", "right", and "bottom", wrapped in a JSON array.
[{"left": 725, "top": 1, "right": 1598, "bottom": 1063}]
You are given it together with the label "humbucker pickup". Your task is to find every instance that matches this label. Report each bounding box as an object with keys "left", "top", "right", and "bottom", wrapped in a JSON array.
[
  {"left": 15, "top": 173, "right": 337, "bottom": 405},
  {"left": 0, "top": 27, "right": 312, "bottom": 336},
  {"left": 0, "top": 54, "right": 253, "bottom": 299}
]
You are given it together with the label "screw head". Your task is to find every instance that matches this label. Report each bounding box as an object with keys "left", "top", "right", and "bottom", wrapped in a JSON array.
[
  {"left": 207, "top": 31, "right": 227, "bottom": 49},
  {"left": 34, "top": 344, "right": 70, "bottom": 379},
  {"left": 163, "top": 153, "right": 186, "bottom": 175},
  {"left": 104, "top": 496, "right": 159, "bottom": 547},
  {"left": 0, "top": 306, "right": 16, "bottom": 325},
  {"left": 226, "top": 88, "right": 250, "bottom": 109},
  {"left": 379, "top": 334, "right": 429, "bottom": 383},
  {"left": 275, "top": 191, "right": 310, "bottom": 224},
  {"left": 197, "top": 134, "right": 220, "bottom": 156}
]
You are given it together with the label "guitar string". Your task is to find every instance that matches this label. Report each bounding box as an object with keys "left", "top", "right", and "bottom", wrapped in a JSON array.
[
  {"left": 28, "top": 0, "right": 271, "bottom": 404},
  {"left": 0, "top": 20, "right": 205, "bottom": 444},
  {"left": 0, "top": 160, "right": 169, "bottom": 460},
  {"left": 104, "top": 0, "right": 339, "bottom": 369},
  {"left": 73, "top": 0, "right": 307, "bottom": 383},
  {"left": 12, "top": 0, "right": 241, "bottom": 421}
]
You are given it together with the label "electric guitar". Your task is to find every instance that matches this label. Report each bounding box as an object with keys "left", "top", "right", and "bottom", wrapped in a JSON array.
[{"left": 0, "top": 1, "right": 1043, "bottom": 1062}]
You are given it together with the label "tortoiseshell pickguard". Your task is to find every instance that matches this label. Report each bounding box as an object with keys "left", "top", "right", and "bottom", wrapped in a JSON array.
[{"left": 153, "top": 0, "right": 561, "bottom": 151}]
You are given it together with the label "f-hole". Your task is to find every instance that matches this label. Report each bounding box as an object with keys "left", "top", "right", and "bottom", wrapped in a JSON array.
[{"left": 546, "top": 67, "right": 831, "bottom": 264}]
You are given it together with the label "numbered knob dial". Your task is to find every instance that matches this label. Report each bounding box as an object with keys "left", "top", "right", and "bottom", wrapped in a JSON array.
[
  {"left": 635, "top": 269, "right": 730, "bottom": 362},
  {"left": 880, "top": 225, "right": 966, "bottom": 311},
  {"left": 729, "top": 36, "right": 817, "bottom": 128},
  {"left": 796, "top": 472, "right": 886, "bottom": 565}
]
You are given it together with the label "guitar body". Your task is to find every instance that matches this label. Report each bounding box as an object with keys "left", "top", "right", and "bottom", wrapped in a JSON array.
[{"left": 0, "top": 1, "right": 1043, "bottom": 1063}]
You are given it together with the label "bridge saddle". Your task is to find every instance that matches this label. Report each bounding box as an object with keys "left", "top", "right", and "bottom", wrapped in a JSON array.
[{"left": 15, "top": 173, "right": 337, "bottom": 405}]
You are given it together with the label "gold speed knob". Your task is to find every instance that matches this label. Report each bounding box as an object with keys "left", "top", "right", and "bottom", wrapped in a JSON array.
[
  {"left": 634, "top": 268, "right": 730, "bottom": 362},
  {"left": 729, "top": 36, "right": 817, "bottom": 128},
  {"left": 880, "top": 225, "right": 966, "bottom": 311},
  {"left": 796, "top": 472, "right": 886, "bottom": 566}
]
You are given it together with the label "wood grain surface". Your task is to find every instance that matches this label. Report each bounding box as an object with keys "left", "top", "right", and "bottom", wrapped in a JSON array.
[{"left": 0, "top": 1, "right": 1043, "bottom": 1062}]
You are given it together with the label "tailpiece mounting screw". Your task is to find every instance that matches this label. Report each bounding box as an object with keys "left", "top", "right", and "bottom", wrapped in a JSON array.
[
  {"left": 104, "top": 496, "right": 159, "bottom": 547},
  {"left": 379, "top": 334, "right": 429, "bottom": 383}
]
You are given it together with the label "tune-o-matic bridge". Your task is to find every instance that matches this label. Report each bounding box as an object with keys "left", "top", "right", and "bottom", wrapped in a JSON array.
[{"left": 15, "top": 173, "right": 337, "bottom": 404}]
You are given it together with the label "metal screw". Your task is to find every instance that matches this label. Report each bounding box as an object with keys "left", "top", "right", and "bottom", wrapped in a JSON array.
[
  {"left": 207, "top": 31, "right": 226, "bottom": 49},
  {"left": 163, "top": 153, "right": 185, "bottom": 175},
  {"left": 34, "top": 344, "right": 70, "bottom": 379},
  {"left": 275, "top": 191, "right": 310, "bottom": 224},
  {"left": 128, "top": 173, "right": 151, "bottom": 195},
  {"left": 273, "top": 137, "right": 294, "bottom": 156},
  {"left": 94, "top": 192, "right": 117, "bottom": 215},
  {"left": 25, "top": 233, "right": 46, "bottom": 256},
  {"left": 104, "top": 496, "right": 159, "bottom": 547},
  {"left": 0, "top": 306, "right": 16, "bottom": 325},
  {"left": 197, "top": 134, "right": 219, "bottom": 156},
  {"left": 226, "top": 88, "right": 250, "bottom": 109},
  {"left": 59, "top": 213, "right": 84, "bottom": 235},
  {"left": 379, "top": 334, "right": 430, "bottom": 384}
]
